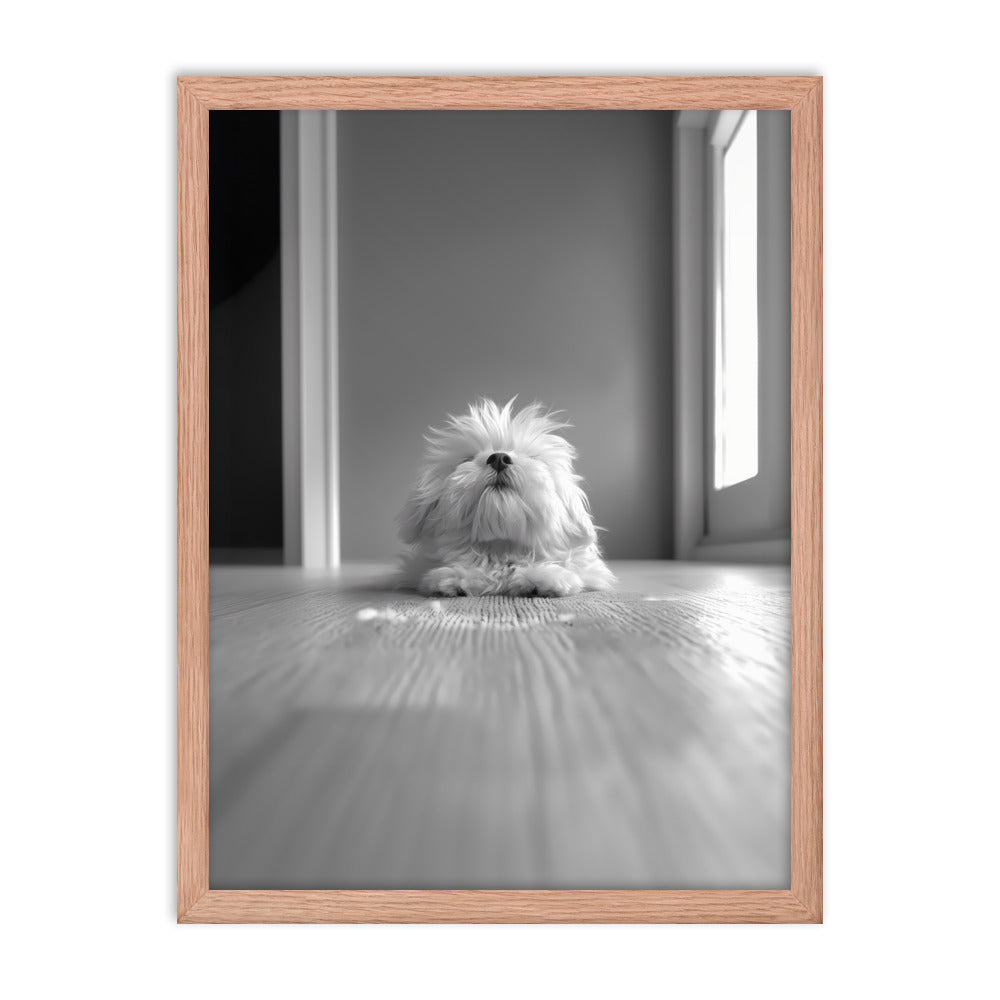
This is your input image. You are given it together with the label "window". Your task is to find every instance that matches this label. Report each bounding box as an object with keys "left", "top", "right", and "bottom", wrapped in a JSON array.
[{"left": 713, "top": 111, "right": 759, "bottom": 490}]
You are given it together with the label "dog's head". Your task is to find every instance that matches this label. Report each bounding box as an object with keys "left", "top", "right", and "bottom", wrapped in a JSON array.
[{"left": 398, "top": 399, "right": 597, "bottom": 556}]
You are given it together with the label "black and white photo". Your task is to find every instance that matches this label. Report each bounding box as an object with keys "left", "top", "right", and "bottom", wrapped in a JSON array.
[{"left": 208, "top": 105, "right": 794, "bottom": 892}]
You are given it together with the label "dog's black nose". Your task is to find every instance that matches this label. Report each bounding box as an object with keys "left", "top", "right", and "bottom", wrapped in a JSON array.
[{"left": 487, "top": 452, "right": 513, "bottom": 471}]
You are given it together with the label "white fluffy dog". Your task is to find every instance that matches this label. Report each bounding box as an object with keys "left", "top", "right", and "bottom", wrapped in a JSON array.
[{"left": 397, "top": 399, "right": 615, "bottom": 597}]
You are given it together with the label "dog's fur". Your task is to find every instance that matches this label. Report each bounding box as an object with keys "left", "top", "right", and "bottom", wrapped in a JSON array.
[{"left": 397, "top": 399, "right": 615, "bottom": 597}]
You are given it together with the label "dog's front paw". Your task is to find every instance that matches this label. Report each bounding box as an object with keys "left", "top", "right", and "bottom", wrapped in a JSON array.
[
  {"left": 419, "top": 566, "right": 490, "bottom": 597},
  {"left": 509, "top": 564, "right": 583, "bottom": 598}
]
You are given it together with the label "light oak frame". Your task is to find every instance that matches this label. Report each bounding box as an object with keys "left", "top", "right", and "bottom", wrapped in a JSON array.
[{"left": 178, "top": 75, "right": 822, "bottom": 923}]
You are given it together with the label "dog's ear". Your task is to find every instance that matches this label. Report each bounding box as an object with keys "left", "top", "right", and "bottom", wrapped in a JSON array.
[
  {"left": 397, "top": 476, "right": 441, "bottom": 545},
  {"left": 558, "top": 479, "right": 598, "bottom": 549}
]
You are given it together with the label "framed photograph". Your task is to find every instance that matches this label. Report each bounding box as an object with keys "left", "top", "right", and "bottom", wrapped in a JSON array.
[{"left": 178, "top": 75, "right": 822, "bottom": 923}]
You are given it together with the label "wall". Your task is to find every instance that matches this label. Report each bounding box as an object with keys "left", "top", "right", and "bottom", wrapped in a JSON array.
[
  {"left": 337, "top": 111, "right": 673, "bottom": 560},
  {"left": 757, "top": 110, "right": 792, "bottom": 530}
]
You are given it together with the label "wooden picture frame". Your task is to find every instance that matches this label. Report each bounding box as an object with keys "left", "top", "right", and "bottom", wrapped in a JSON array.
[{"left": 178, "top": 75, "right": 822, "bottom": 923}]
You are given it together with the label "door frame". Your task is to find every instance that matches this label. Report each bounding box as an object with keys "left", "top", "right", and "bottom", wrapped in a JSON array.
[{"left": 280, "top": 110, "right": 341, "bottom": 567}]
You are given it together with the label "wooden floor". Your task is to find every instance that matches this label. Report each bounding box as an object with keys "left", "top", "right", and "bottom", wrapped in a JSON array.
[{"left": 209, "top": 561, "right": 790, "bottom": 889}]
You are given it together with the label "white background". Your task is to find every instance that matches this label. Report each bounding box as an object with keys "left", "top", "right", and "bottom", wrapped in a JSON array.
[{"left": 2, "top": 3, "right": 997, "bottom": 997}]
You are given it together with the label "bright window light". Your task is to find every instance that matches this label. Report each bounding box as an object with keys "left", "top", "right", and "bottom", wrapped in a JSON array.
[{"left": 714, "top": 111, "right": 759, "bottom": 490}]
